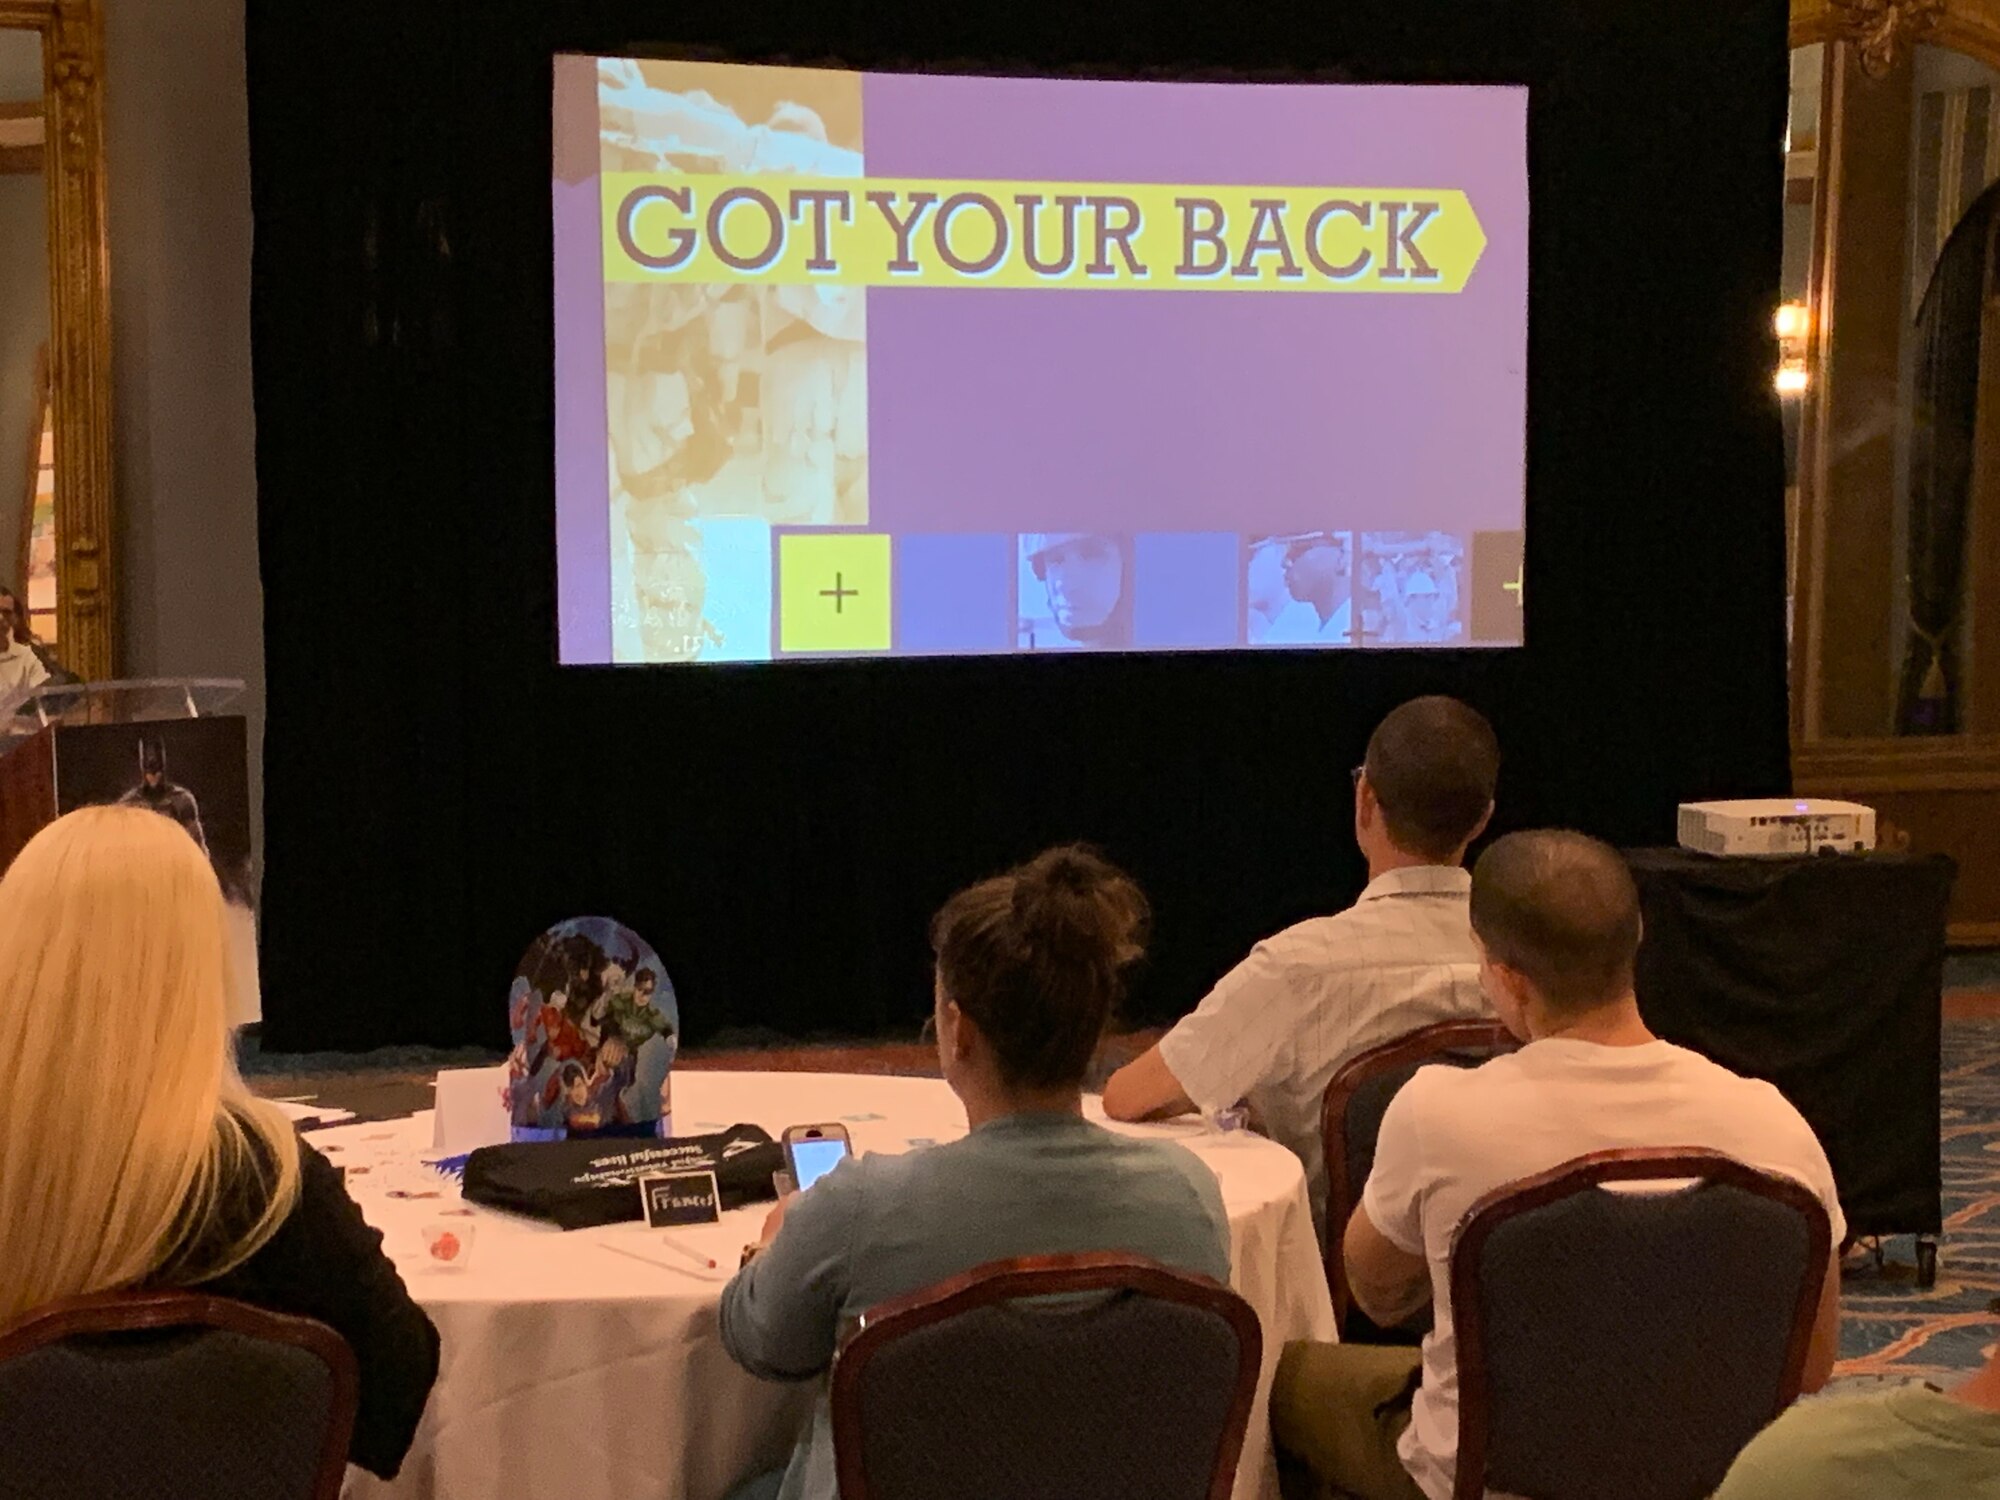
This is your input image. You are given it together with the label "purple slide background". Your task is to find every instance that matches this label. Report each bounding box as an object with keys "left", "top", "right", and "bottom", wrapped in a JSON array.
[{"left": 861, "top": 75, "right": 1527, "bottom": 537}]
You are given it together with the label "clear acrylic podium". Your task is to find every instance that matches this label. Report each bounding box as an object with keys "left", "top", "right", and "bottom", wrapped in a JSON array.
[
  {"left": 0, "top": 677, "right": 249, "bottom": 872},
  {"left": 0, "top": 676, "right": 245, "bottom": 740}
]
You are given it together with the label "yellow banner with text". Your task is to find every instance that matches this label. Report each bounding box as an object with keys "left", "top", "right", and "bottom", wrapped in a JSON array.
[{"left": 601, "top": 174, "right": 1488, "bottom": 293}]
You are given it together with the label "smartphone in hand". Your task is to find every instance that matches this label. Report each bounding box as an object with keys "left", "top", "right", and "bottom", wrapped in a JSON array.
[{"left": 781, "top": 1123, "right": 853, "bottom": 1193}]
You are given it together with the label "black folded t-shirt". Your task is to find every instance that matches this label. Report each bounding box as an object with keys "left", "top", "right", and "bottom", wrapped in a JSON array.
[{"left": 463, "top": 1123, "right": 784, "bottom": 1229}]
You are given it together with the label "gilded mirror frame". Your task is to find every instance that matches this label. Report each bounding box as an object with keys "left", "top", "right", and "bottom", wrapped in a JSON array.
[
  {"left": 0, "top": 0, "right": 111, "bottom": 680},
  {"left": 1787, "top": 0, "right": 2000, "bottom": 942}
]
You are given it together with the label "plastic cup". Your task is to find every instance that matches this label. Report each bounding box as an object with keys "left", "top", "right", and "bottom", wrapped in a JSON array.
[{"left": 420, "top": 1221, "right": 476, "bottom": 1270}]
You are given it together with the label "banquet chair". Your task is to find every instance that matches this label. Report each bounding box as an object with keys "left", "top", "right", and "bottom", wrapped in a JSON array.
[
  {"left": 0, "top": 1289, "right": 358, "bottom": 1500},
  {"left": 1320, "top": 1018, "right": 1519, "bottom": 1338},
  {"left": 830, "top": 1252, "right": 1262, "bottom": 1500},
  {"left": 1448, "top": 1148, "right": 1832, "bottom": 1500}
]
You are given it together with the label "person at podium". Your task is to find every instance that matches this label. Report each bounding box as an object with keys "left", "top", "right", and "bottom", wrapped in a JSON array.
[{"left": 0, "top": 586, "right": 50, "bottom": 696}]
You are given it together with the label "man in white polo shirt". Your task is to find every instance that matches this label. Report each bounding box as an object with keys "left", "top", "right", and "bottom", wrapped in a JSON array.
[
  {"left": 1103, "top": 696, "right": 1501, "bottom": 1236},
  {"left": 1272, "top": 830, "right": 1846, "bottom": 1500}
]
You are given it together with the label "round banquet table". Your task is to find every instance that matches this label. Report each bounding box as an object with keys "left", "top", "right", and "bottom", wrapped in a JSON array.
[{"left": 324, "top": 1071, "right": 1336, "bottom": 1500}]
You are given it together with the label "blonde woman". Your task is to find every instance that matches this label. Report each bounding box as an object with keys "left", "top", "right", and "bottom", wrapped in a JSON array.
[{"left": 0, "top": 805, "right": 439, "bottom": 1479}]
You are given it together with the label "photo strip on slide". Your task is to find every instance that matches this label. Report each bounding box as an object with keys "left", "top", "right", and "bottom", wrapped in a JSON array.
[
  {"left": 1018, "top": 534, "right": 1135, "bottom": 651},
  {"left": 1469, "top": 530, "right": 1527, "bottom": 645},
  {"left": 600, "top": 60, "right": 869, "bottom": 664},
  {"left": 1358, "top": 531, "right": 1468, "bottom": 646},
  {"left": 1246, "top": 532, "right": 1356, "bottom": 647}
]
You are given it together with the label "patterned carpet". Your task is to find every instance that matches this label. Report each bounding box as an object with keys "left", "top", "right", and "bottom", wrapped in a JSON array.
[{"left": 1832, "top": 1016, "right": 2000, "bottom": 1385}]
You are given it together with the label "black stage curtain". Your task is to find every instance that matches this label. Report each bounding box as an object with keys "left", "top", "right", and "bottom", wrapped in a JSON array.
[
  {"left": 1897, "top": 179, "right": 1999, "bottom": 735},
  {"left": 246, "top": 1, "right": 1793, "bottom": 1052},
  {"left": 1627, "top": 849, "right": 1952, "bottom": 1238}
]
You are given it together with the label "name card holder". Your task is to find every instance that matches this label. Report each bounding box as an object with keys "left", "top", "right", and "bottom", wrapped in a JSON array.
[{"left": 639, "top": 1169, "right": 721, "bottom": 1228}]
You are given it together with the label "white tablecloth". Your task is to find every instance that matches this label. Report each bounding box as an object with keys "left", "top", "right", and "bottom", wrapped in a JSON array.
[{"left": 325, "top": 1072, "right": 1335, "bottom": 1500}]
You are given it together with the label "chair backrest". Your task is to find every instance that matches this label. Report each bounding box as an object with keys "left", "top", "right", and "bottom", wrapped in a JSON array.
[
  {"left": 830, "top": 1252, "right": 1262, "bottom": 1500},
  {"left": 1449, "top": 1148, "right": 1831, "bottom": 1500},
  {"left": 0, "top": 1290, "right": 358, "bottom": 1500},
  {"left": 1320, "top": 1019, "right": 1519, "bottom": 1327}
]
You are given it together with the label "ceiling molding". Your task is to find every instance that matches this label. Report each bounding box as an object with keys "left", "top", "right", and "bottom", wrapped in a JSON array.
[{"left": 1793, "top": 0, "right": 2000, "bottom": 74}]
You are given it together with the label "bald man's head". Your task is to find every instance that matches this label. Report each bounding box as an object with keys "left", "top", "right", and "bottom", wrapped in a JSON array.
[{"left": 1471, "top": 830, "right": 1642, "bottom": 1016}]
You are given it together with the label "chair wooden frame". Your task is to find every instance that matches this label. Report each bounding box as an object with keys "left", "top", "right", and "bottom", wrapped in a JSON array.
[
  {"left": 0, "top": 1288, "right": 359, "bottom": 1500},
  {"left": 830, "top": 1252, "right": 1263, "bottom": 1500},
  {"left": 1319, "top": 1018, "right": 1519, "bottom": 1322},
  {"left": 1448, "top": 1148, "right": 1833, "bottom": 1500}
]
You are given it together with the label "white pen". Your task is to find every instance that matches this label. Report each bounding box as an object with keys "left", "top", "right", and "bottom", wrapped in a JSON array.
[
  {"left": 650, "top": 1233, "right": 719, "bottom": 1270},
  {"left": 602, "top": 1237, "right": 719, "bottom": 1273}
]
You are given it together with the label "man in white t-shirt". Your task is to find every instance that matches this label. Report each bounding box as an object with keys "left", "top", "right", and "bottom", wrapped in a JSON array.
[
  {"left": 1271, "top": 830, "right": 1846, "bottom": 1500},
  {"left": 1103, "top": 696, "right": 1500, "bottom": 1236}
]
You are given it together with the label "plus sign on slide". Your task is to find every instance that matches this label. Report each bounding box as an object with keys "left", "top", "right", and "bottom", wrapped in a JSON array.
[
  {"left": 821, "top": 573, "right": 860, "bottom": 613},
  {"left": 779, "top": 534, "right": 893, "bottom": 653}
]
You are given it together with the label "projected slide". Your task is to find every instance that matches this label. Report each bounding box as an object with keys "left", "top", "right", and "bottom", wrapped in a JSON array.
[{"left": 554, "top": 58, "right": 1527, "bottom": 663}]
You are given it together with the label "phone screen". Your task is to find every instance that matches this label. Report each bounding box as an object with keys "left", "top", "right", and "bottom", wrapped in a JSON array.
[{"left": 789, "top": 1136, "right": 851, "bottom": 1191}]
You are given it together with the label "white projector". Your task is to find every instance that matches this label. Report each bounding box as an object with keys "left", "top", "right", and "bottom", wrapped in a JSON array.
[{"left": 1677, "top": 799, "right": 1876, "bottom": 857}]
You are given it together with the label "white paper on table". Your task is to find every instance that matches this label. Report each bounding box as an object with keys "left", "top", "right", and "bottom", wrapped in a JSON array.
[
  {"left": 272, "top": 1099, "right": 356, "bottom": 1125},
  {"left": 432, "top": 1065, "right": 512, "bottom": 1154}
]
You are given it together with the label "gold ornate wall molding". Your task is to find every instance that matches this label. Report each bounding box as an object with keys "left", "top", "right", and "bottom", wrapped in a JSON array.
[
  {"left": 0, "top": 0, "right": 114, "bottom": 681},
  {"left": 1793, "top": 0, "right": 2000, "bottom": 73},
  {"left": 1839, "top": 0, "right": 1944, "bottom": 76}
]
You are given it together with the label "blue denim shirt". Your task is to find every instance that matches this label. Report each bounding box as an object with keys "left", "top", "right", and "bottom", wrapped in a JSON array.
[{"left": 719, "top": 1111, "right": 1233, "bottom": 1500}]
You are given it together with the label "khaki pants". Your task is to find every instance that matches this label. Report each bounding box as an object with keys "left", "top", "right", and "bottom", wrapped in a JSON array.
[{"left": 1272, "top": 1341, "right": 1429, "bottom": 1500}]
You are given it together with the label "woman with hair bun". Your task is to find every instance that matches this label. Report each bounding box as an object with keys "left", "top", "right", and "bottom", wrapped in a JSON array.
[{"left": 719, "top": 845, "right": 1231, "bottom": 1500}]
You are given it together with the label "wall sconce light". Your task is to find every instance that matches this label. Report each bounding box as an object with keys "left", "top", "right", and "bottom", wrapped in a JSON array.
[{"left": 1774, "top": 301, "right": 1811, "bottom": 396}]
